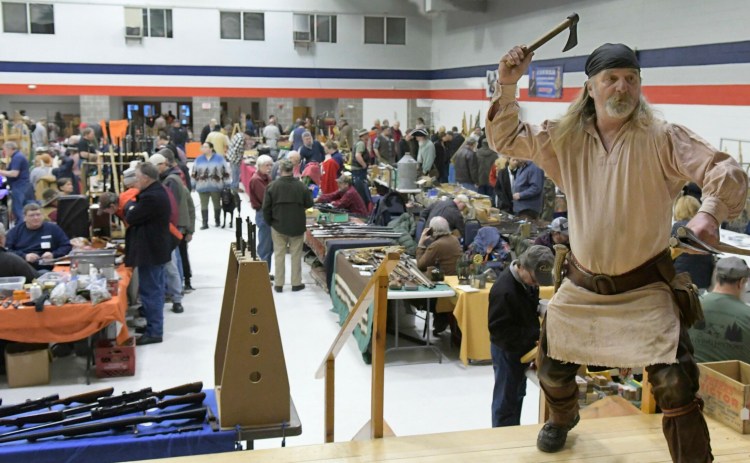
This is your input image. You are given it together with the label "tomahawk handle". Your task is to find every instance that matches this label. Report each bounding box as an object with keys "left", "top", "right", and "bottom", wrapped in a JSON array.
[{"left": 526, "top": 13, "right": 579, "bottom": 53}]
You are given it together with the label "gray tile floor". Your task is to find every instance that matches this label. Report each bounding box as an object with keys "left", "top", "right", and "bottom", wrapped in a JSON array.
[{"left": 0, "top": 191, "right": 541, "bottom": 451}]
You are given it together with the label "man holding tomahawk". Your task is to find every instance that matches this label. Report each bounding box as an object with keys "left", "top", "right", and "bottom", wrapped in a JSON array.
[{"left": 486, "top": 42, "right": 746, "bottom": 461}]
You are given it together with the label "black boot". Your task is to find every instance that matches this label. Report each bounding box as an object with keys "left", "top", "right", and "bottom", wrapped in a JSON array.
[
  {"left": 214, "top": 209, "right": 221, "bottom": 227},
  {"left": 200, "top": 210, "right": 209, "bottom": 230}
]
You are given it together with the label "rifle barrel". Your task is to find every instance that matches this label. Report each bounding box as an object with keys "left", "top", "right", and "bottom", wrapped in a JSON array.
[{"left": 1, "top": 408, "right": 208, "bottom": 444}]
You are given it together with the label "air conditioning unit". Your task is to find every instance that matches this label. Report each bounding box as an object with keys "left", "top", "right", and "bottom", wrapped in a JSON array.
[
  {"left": 292, "top": 13, "right": 312, "bottom": 43},
  {"left": 124, "top": 8, "right": 143, "bottom": 42},
  {"left": 125, "top": 26, "right": 143, "bottom": 39}
]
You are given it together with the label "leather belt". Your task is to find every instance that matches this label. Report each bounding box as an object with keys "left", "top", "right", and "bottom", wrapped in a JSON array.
[{"left": 566, "top": 250, "right": 674, "bottom": 296}]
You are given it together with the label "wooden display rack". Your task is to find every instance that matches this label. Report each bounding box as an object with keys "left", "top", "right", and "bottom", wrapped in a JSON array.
[{"left": 214, "top": 244, "right": 290, "bottom": 428}]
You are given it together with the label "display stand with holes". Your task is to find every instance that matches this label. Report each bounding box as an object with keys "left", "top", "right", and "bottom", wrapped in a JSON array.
[{"left": 213, "top": 244, "right": 291, "bottom": 429}]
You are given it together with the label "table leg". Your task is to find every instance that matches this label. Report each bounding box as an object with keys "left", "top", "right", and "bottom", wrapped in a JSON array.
[{"left": 86, "top": 335, "right": 93, "bottom": 385}]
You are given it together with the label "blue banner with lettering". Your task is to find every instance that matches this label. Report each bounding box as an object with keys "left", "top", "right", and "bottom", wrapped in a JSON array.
[{"left": 528, "top": 65, "right": 563, "bottom": 99}]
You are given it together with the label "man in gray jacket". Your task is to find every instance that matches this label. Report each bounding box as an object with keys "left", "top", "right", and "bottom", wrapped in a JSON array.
[
  {"left": 149, "top": 152, "right": 193, "bottom": 313},
  {"left": 453, "top": 138, "right": 479, "bottom": 191}
]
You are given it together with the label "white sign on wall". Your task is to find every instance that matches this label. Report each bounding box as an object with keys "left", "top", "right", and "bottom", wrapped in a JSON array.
[{"left": 161, "top": 102, "right": 177, "bottom": 116}]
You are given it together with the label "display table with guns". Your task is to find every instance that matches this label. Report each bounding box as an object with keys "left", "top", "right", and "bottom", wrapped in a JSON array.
[
  {"left": 0, "top": 385, "right": 301, "bottom": 463},
  {"left": 330, "top": 249, "right": 455, "bottom": 364}
]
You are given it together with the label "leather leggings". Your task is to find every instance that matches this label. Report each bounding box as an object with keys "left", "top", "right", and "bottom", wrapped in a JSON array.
[{"left": 536, "top": 318, "right": 713, "bottom": 462}]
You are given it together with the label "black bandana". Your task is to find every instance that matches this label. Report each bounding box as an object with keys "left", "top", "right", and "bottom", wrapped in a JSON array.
[{"left": 585, "top": 43, "right": 640, "bottom": 78}]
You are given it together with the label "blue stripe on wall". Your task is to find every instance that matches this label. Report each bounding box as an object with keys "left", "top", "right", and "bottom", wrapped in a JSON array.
[{"left": 1, "top": 40, "right": 749, "bottom": 81}]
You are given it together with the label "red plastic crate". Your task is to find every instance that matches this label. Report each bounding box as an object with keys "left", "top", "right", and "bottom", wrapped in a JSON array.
[{"left": 94, "top": 337, "right": 136, "bottom": 378}]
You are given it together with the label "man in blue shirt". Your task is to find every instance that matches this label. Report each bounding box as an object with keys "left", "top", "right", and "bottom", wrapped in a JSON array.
[
  {"left": 291, "top": 119, "right": 306, "bottom": 151},
  {"left": 6, "top": 203, "right": 71, "bottom": 270},
  {"left": 0, "top": 141, "right": 34, "bottom": 225},
  {"left": 299, "top": 131, "right": 325, "bottom": 164},
  {"left": 511, "top": 159, "right": 545, "bottom": 220}
]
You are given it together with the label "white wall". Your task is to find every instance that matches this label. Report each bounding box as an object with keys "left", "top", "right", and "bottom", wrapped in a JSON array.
[
  {"left": 0, "top": 0, "right": 432, "bottom": 71},
  {"left": 0, "top": 95, "right": 79, "bottom": 120},
  {"left": 362, "top": 99, "right": 408, "bottom": 127},
  {"left": 430, "top": 0, "right": 750, "bottom": 70},
  {"left": 430, "top": 99, "right": 490, "bottom": 132}
]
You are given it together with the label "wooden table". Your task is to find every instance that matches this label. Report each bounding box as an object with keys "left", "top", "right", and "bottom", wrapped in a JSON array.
[
  {"left": 444, "top": 276, "right": 553, "bottom": 366},
  {"left": 143, "top": 414, "right": 750, "bottom": 462}
]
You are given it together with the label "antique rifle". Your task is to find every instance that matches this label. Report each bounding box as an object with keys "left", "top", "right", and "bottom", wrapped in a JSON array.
[
  {"left": 0, "top": 407, "right": 207, "bottom": 443},
  {"left": 0, "top": 387, "right": 114, "bottom": 419},
  {"left": 0, "top": 392, "right": 206, "bottom": 440},
  {"left": 77, "top": 382, "right": 201, "bottom": 414}
]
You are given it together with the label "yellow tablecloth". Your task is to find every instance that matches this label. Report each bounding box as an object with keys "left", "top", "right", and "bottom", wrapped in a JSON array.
[{"left": 445, "top": 276, "right": 553, "bottom": 366}]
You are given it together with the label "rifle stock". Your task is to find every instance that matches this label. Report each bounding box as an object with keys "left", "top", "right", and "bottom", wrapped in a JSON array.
[{"left": 55, "top": 387, "right": 114, "bottom": 407}]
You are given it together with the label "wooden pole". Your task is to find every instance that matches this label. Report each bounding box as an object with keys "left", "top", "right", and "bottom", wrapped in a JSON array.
[
  {"left": 324, "top": 356, "right": 335, "bottom": 443},
  {"left": 370, "top": 268, "right": 390, "bottom": 438}
]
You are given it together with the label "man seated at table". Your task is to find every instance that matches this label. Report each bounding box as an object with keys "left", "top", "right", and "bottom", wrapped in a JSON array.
[
  {"left": 420, "top": 194, "right": 469, "bottom": 238},
  {"left": 415, "top": 216, "right": 463, "bottom": 335},
  {"left": 315, "top": 174, "right": 369, "bottom": 216},
  {"left": 5, "top": 203, "right": 72, "bottom": 270},
  {"left": 416, "top": 216, "right": 463, "bottom": 275},
  {"left": 0, "top": 222, "right": 37, "bottom": 282},
  {"left": 533, "top": 217, "right": 570, "bottom": 254},
  {"left": 689, "top": 256, "right": 750, "bottom": 364}
]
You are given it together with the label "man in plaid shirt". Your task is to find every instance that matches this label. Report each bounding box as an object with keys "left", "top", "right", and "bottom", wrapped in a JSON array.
[{"left": 226, "top": 128, "right": 252, "bottom": 211}]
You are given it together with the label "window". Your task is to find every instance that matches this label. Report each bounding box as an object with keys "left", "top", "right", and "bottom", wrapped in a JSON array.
[
  {"left": 315, "top": 14, "right": 336, "bottom": 43},
  {"left": 292, "top": 13, "right": 336, "bottom": 43},
  {"left": 364, "top": 16, "right": 406, "bottom": 45},
  {"left": 243, "top": 12, "right": 264, "bottom": 41},
  {"left": 2, "top": 2, "right": 54, "bottom": 34},
  {"left": 386, "top": 17, "right": 405, "bottom": 45},
  {"left": 220, "top": 12, "right": 240, "bottom": 39},
  {"left": 124, "top": 7, "right": 172, "bottom": 38},
  {"left": 220, "top": 11, "right": 264, "bottom": 41}
]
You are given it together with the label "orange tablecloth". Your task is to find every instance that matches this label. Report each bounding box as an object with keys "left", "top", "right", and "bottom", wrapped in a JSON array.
[
  {"left": 0, "top": 266, "right": 132, "bottom": 344},
  {"left": 445, "top": 276, "right": 553, "bottom": 366}
]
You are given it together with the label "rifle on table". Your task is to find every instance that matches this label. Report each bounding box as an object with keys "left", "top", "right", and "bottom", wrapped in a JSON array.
[
  {"left": 0, "top": 407, "right": 207, "bottom": 443},
  {"left": 0, "top": 382, "right": 201, "bottom": 428},
  {"left": 0, "top": 392, "right": 206, "bottom": 441},
  {"left": 0, "top": 387, "right": 115, "bottom": 420}
]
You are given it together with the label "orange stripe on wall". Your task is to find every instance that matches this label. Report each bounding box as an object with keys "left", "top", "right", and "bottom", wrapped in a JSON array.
[{"left": 1, "top": 84, "right": 749, "bottom": 105}]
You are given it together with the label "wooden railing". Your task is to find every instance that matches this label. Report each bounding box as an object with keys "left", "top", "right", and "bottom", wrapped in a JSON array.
[{"left": 315, "top": 252, "right": 400, "bottom": 443}]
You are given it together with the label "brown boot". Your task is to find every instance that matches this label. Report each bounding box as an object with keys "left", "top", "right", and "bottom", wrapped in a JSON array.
[{"left": 661, "top": 399, "right": 713, "bottom": 463}]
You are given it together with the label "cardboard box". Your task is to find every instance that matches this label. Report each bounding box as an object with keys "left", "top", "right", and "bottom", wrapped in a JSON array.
[
  {"left": 4, "top": 343, "right": 50, "bottom": 388},
  {"left": 698, "top": 361, "right": 750, "bottom": 434}
]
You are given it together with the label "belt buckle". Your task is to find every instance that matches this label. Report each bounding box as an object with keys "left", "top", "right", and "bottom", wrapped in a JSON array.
[{"left": 592, "top": 274, "right": 617, "bottom": 295}]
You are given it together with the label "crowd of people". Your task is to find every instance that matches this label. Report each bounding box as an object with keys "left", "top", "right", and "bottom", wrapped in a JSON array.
[{"left": 2, "top": 58, "right": 749, "bottom": 459}]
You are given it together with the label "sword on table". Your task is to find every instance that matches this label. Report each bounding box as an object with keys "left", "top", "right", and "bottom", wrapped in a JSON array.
[{"left": 670, "top": 226, "right": 750, "bottom": 256}]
